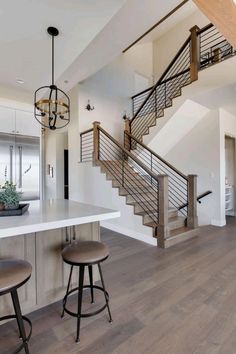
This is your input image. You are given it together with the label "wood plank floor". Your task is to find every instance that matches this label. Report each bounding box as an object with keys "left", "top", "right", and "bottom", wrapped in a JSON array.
[{"left": 1, "top": 219, "right": 236, "bottom": 353}]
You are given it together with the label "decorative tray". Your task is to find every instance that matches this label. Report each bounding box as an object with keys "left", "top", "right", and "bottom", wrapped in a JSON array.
[{"left": 0, "top": 203, "right": 30, "bottom": 217}]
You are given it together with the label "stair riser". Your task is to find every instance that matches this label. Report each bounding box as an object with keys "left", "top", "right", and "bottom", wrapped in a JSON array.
[{"left": 167, "top": 218, "right": 186, "bottom": 231}]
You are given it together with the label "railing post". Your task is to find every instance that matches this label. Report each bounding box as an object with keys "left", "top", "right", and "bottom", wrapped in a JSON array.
[
  {"left": 157, "top": 175, "right": 169, "bottom": 248},
  {"left": 92, "top": 121, "right": 101, "bottom": 166},
  {"left": 189, "top": 25, "right": 200, "bottom": 82},
  {"left": 187, "top": 174, "right": 198, "bottom": 228},
  {"left": 124, "top": 118, "right": 131, "bottom": 151}
]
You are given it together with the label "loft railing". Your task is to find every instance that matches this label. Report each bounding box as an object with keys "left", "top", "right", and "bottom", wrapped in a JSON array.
[
  {"left": 130, "top": 23, "right": 236, "bottom": 141},
  {"left": 80, "top": 128, "right": 93, "bottom": 162},
  {"left": 124, "top": 130, "right": 189, "bottom": 217}
]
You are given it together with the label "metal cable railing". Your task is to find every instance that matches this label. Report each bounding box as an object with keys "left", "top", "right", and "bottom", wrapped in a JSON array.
[
  {"left": 130, "top": 37, "right": 191, "bottom": 141},
  {"left": 198, "top": 23, "right": 236, "bottom": 69},
  {"left": 131, "top": 23, "right": 236, "bottom": 142},
  {"left": 80, "top": 128, "right": 93, "bottom": 162},
  {"left": 98, "top": 126, "right": 160, "bottom": 225},
  {"left": 124, "top": 131, "right": 188, "bottom": 217}
]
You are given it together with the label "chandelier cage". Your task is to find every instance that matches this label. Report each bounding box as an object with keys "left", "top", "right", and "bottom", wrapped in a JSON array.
[{"left": 34, "top": 27, "right": 70, "bottom": 130}]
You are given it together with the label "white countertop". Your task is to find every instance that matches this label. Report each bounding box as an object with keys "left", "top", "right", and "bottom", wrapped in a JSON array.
[{"left": 0, "top": 199, "right": 120, "bottom": 239}]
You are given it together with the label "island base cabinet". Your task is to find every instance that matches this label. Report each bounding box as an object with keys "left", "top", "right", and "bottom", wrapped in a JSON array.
[
  {"left": 0, "top": 222, "right": 100, "bottom": 316},
  {"left": 35, "top": 222, "right": 100, "bottom": 308},
  {"left": 0, "top": 234, "right": 36, "bottom": 316}
]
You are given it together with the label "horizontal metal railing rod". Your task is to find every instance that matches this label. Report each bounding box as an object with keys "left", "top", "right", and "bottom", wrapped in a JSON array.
[
  {"left": 99, "top": 127, "right": 161, "bottom": 183},
  {"left": 80, "top": 128, "right": 93, "bottom": 136},
  {"left": 124, "top": 131, "right": 188, "bottom": 180},
  {"left": 130, "top": 35, "right": 191, "bottom": 124},
  {"left": 99, "top": 158, "right": 158, "bottom": 221}
]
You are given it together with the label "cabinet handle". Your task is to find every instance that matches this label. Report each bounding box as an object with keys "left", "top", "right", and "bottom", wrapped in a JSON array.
[
  {"left": 73, "top": 226, "right": 76, "bottom": 241},
  {"left": 65, "top": 227, "right": 69, "bottom": 243}
]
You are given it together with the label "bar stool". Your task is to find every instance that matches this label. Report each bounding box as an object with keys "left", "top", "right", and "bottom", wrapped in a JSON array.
[
  {"left": 61, "top": 241, "right": 112, "bottom": 343},
  {"left": 0, "top": 259, "right": 32, "bottom": 354}
]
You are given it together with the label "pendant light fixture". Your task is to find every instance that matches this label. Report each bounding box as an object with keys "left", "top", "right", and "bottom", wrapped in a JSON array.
[{"left": 34, "top": 27, "right": 70, "bottom": 130}]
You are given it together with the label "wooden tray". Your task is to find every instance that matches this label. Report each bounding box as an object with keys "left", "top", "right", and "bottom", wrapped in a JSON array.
[{"left": 0, "top": 203, "right": 29, "bottom": 217}]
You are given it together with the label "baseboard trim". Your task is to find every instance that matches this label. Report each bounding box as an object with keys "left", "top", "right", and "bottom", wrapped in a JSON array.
[
  {"left": 100, "top": 221, "right": 157, "bottom": 246},
  {"left": 211, "top": 219, "right": 226, "bottom": 227}
]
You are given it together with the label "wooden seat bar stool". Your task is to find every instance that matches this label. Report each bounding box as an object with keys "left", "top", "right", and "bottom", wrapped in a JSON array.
[
  {"left": 0, "top": 259, "right": 32, "bottom": 354},
  {"left": 61, "top": 241, "right": 112, "bottom": 343}
]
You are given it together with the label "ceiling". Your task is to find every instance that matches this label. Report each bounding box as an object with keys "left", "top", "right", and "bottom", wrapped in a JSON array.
[
  {"left": 139, "top": 0, "right": 198, "bottom": 43},
  {"left": 0, "top": 0, "right": 189, "bottom": 95},
  {"left": 0, "top": 0, "right": 127, "bottom": 91}
]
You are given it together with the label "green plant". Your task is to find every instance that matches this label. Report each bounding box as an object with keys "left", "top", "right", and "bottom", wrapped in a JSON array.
[{"left": 0, "top": 181, "right": 22, "bottom": 208}]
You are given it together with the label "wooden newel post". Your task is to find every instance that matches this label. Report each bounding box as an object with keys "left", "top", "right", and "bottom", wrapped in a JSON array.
[
  {"left": 187, "top": 174, "right": 198, "bottom": 228},
  {"left": 92, "top": 121, "right": 101, "bottom": 166},
  {"left": 124, "top": 119, "right": 131, "bottom": 151},
  {"left": 157, "top": 174, "right": 169, "bottom": 248},
  {"left": 189, "top": 25, "right": 200, "bottom": 82}
]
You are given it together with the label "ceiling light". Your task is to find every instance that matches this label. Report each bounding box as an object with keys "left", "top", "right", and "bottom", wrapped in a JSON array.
[
  {"left": 16, "top": 79, "right": 24, "bottom": 84},
  {"left": 34, "top": 27, "right": 70, "bottom": 131}
]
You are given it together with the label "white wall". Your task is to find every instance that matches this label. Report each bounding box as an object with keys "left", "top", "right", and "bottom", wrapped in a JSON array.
[
  {"left": 44, "top": 131, "right": 68, "bottom": 199},
  {"left": 78, "top": 54, "right": 134, "bottom": 141},
  {"left": 77, "top": 162, "right": 155, "bottom": 245},
  {"left": 153, "top": 9, "right": 209, "bottom": 80},
  {"left": 124, "top": 42, "right": 154, "bottom": 86},
  {"left": 164, "top": 110, "right": 222, "bottom": 226}
]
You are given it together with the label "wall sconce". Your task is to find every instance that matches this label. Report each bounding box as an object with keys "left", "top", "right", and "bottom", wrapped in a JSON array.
[
  {"left": 85, "top": 100, "right": 95, "bottom": 111},
  {"left": 122, "top": 110, "right": 130, "bottom": 120}
]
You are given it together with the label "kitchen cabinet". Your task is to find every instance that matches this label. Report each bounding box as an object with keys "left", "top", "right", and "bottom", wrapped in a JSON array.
[
  {"left": 0, "top": 234, "right": 36, "bottom": 316},
  {"left": 0, "top": 106, "right": 41, "bottom": 137}
]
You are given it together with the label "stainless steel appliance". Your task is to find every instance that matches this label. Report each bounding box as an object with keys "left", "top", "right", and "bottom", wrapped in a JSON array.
[{"left": 0, "top": 133, "right": 40, "bottom": 200}]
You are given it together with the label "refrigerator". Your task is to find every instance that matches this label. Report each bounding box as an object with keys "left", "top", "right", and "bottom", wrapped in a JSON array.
[{"left": 0, "top": 133, "right": 40, "bottom": 200}]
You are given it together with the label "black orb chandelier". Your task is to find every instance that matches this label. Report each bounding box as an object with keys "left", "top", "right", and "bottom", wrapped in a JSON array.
[{"left": 34, "top": 27, "right": 70, "bottom": 130}]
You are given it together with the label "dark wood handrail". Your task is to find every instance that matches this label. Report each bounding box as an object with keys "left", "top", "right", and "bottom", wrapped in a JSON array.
[
  {"left": 131, "top": 85, "right": 154, "bottom": 100},
  {"left": 130, "top": 34, "right": 191, "bottom": 124},
  {"left": 98, "top": 126, "right": 162, "bottom": 183},
  {"left": 80, "top": 128, "right": 93, "bottom": 136},
  {"left": 196, "top": 23, "right": 213, "bottom": 35},
  {"left": 124, "top": 131, "right": 188, "bottom": 181},
  {"left": 178, "top": 190, "right": 212, "bottom": 210},
  {"left": 131, "top": 68, "right": 190, "bottom": 100}
]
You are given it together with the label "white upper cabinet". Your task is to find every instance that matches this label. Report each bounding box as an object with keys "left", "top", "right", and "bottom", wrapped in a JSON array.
[
  {"left": 0, "top": 106, "right": 15, "bottom": 134},
  {"left": 15, "top": 110, "right": 41, "bottom": 137},
  {"left": 0, "top": 106, "right": 41, "bottom": 137}
]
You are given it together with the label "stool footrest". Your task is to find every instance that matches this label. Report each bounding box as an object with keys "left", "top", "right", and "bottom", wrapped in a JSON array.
[
  {"left": 0, "top": 314, "right": 32, "bottom": 354},
  {"left": 62, "top": 284, "right": 109, "bottom": 318}
]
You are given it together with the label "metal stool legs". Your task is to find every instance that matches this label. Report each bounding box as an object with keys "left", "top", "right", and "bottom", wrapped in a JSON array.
[
  {"left": 88, "top": 265, "right": 94, "bottom": 303},
  {"left": 62, "top": 262, "right": 112, "bottom": 343},
  {"left": 61, "top": 265, "right": 73, "bottom": 318},
  {"left": 76, "top": 266, "right": 84, "bottom": 343},
  {"left": 98, "top": 264, "right": 112, "bottom": 323},
  {"left": 11, "top": 289, "right": 30, "bottom": 354}
]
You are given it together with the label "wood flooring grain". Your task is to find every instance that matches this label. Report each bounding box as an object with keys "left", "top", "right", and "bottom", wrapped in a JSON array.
[{"left": 1, "top": 219, "right": 236, "bottom": 353}]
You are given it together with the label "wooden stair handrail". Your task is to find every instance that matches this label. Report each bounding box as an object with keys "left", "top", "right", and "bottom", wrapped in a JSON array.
[
  {"left": 130, "top": 34, "right": 191, "bottom": 124},
  {"left": 124, "top": 131, "right": 188, "bottom": 181}
]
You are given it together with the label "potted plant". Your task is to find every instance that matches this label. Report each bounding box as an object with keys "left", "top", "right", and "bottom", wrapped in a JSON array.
[
  {"left": 0, "top": 190, "right": 4, "bottom": 211},
  {"left": 0, "top": 181, "right": 22, "bottom": 210}
]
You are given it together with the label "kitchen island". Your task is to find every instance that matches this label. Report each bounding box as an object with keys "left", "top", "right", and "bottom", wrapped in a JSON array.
[{"left": 0, "top": 199, "right": 120, "bottom": 315}]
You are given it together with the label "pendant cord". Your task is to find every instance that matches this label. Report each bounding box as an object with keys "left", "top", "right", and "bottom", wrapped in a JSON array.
[{"left": 52, "top": 35, "right": 54, "bottom": 85}]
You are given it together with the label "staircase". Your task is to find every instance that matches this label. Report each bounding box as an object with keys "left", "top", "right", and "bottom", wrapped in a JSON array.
[
  {"left": 78, "top": 22, "right": 232, "bottom": 248},
  {"left": 80, "top": 123, "right": 198, "bottom": 248},
  {"left": 129, "top": 23, "right": 235, "bottom": 142}
]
